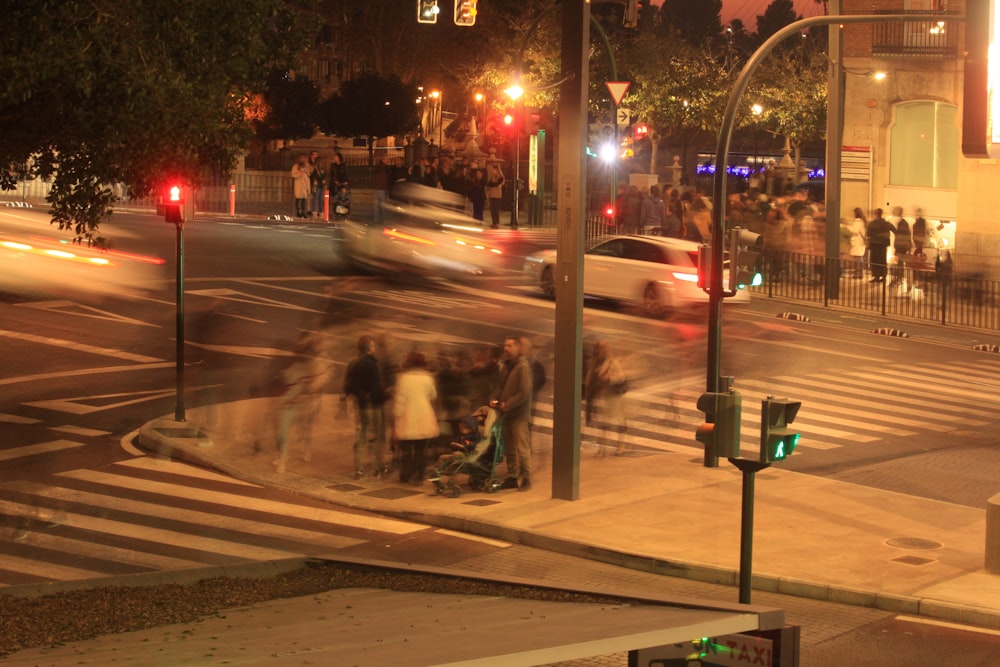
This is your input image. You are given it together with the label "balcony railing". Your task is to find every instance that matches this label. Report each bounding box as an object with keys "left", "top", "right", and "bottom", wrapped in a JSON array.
[{"left": 871, "top": 10, "right": 960, "bottom": 58}]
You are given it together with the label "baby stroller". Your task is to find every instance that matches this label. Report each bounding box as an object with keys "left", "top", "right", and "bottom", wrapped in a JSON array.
[
  {"left": 332, "top": 185, "right": 351, "bottom": 220},
  {"left": 429, "top": 407, "right": 504, "bottom": 498}
]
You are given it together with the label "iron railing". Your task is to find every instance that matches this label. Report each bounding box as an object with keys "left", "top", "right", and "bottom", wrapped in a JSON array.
[
  {"left": 871, "top": 10, "right": 960, "bottom": 58},
  {"left": 752, "top": 248, "right": 1000, "bottom": 330}
]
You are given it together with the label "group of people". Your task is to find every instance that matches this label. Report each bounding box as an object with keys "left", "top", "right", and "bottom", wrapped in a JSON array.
[
  {"left": 339, "top": 334, "right": 545, "bottom": 491},
  {"left": 841, "top": 205, "right": 933, "bottom": 284},
  {"left": 369, "top": 155, "right": 512, "bottom": 228},
  {"left": 290, "top": 150, "right": 350, "bottom": 219}
]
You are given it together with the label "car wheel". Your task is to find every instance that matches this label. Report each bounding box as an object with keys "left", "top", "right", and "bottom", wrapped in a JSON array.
[
  {"left": 643, "top": 283, "right": 668, "bottom": 317},
  {"left": 540, "top": 266, "right": 556, "bottom": 299}
]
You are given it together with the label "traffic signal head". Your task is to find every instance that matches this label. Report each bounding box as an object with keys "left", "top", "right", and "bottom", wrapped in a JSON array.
[
  {"left": 727, "top": 226, "right": 763, "bottom": 291},
  {"left": 633, "top": 123, "right": 648, "bottom": 139},
  {"left": 454, "top": 0, "right": 476, "bottom": 26},
  {"left": 164, "top": 183, "right": 184, "bottom": 223},
  {"left": 695, "top": 390, "right": 742, "bottom": 462},
  {"left": 697, "top": 243, "right": 711, "bottom": 290},
  {"left": 418, "top": 0, "right": 439, "bottom": 24},
  {"left": 760, "top": 397, "right": 801, "bottom": 463}
]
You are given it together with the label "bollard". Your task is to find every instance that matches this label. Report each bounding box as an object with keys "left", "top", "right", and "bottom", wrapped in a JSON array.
[
  {"left": 987, "top": 493, "right": 1000, "bottom": 574},
  {"left": 229, "top": 183, "right": 236, "bottom": 217},
  {"left": 323, "top": 189, "right": 329, "bottom": 222}
]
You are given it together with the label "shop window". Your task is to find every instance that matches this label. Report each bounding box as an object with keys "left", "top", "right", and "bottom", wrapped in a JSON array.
[{"left": 889, "top": 101, "right": 958, "bottom": 189}]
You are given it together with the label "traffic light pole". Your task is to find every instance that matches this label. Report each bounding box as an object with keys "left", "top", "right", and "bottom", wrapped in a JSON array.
[
  {"left": 730, "top": 458, "right": 770, "bottom": 604},
  {"left": 174, "top": 220, "right": 186, "bottom": 422}
]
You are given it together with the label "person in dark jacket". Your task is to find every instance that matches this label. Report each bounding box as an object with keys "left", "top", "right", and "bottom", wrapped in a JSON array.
[
  {"left": 489, "top": 336, "right": 534, "bottom": 491},
  {"left": 866, "top": 208, "right": 894, "bottom": 283},
  {"left": 343, "top": 335, "right": 389, "bottom": 479}
]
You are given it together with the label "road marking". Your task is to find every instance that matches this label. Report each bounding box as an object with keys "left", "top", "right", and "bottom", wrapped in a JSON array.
[
  {"left": 114, "top": 457, "right": 262, "bottom": 487},
  {"left": 0, "top": 498, "right": 300, "bottom": 561},
  {"left": 0, "top": 329, "right": 163, "bottom": 363},
  {"left": 58, "top": 469, "right": 426, "bottom": 535},
  {"left": 0, "top": 552, "right": 108, "bottom": 583},
  {"left": 25, "top": 387, "right": 186, "bottom": 415},
  {"left": 0, "top": 439, "right": 84, "bottom": 462},
  {"left": 49, "top": 425, "right": 112, "bottom": 437},
  {"left": 187, "top": 287, "right": 322, "bottom": 313},
  {"left": 365, "top": 289, "right": 501, "bottom": 309},
  {"left": 16, "top": 300, "right": 158, "bottom": 327},
  {"left": 0, "top": 361, "right": 174, "bottom": 387},
  {"left": 0, "top": 413, "right": 42, "bottom": 424},
  {"left": 185, "top": 341, "right": 296, "bottom": 359},
  {"left": 5, "top": 480, "right": 367, "bottom": 550}
]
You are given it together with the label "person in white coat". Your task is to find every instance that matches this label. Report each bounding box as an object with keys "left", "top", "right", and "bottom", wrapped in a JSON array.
[{"left": 393, "top": 351, "right": 439, "bottom": 485}]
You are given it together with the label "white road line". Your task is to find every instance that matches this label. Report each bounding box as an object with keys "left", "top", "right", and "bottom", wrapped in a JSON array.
[
  {"left": 0, "top": 414, "right": 42, "bottom": 424},
  {"left": 57, "top": 469, "right": 425, "bottom": 535},
  {"left": 0, "top": 553, "right": 107, "bottom": 583},
  {"left": 4, "top": 481, "right": 366, "bottom": 550},
  {"left": 0, "top": 440, "right": 84, "bottom": 462},
  {"left": 0, "top": 329, "right": 163, "bottom": 363},
  {"left": 0, "top": 498, "right": 298, "bottom": 562},
  {"left": 0, "top": 362, "right": 174, "bottom": 387},
  {"left": 433, "top": 529, "right": 511, "bottom": 547},
  {"left": 842, "top": 370, "right": 998, "bottom": 406},
  {"left": 49, "top": 425, "right": 112, "bottom": 437},
  {"left": 113, "top": 457, "right": 262, "bottom": 487},
  {"left": 894, "top": 615, "right": 1000, "bottom": 637}
]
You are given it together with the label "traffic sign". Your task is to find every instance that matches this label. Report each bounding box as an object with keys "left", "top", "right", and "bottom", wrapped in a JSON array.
[
  {"left": 606, "top": 81, "right": 630, "bottom": 106},
  {"left": 616, "top": 108, "right": 631, "bottom": 127}
]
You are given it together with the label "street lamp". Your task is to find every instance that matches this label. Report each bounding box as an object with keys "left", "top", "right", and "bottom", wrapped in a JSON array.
[
  {"left": 504, "top": 83, "right": 525, "bottom": 226},
  {"left": 428, "top": 90, "right": 443, "bottom": 150},
  {"left": 751, "top": 103, "right": 764, "bottom": 176},
  {"left": 474, "top": 92, "right": 485, "bottom": 128}
]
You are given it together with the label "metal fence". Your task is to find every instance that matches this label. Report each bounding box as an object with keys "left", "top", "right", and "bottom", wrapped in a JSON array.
[{"left": 751, "top": 249, "right": 1000, "bottom": 330}]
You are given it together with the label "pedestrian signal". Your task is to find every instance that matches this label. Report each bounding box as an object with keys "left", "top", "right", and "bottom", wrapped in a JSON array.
[
  {"left": 728, "top": 226, "right": 763, "bottom": 291},
  {"left": 454, "top": 0, "right": 476, "bottom": 26},
  {"left": 418, "top": 0, "right": 439, "bottom": 24},
  {"left": 760, "top": 396, "right": 801, "bottom": 463},
  {"left": 695, "top": 390, "right": 742, "bottom": 462},
  {"left": 164, "top": 184, "right": 184, "bottom": 223}
]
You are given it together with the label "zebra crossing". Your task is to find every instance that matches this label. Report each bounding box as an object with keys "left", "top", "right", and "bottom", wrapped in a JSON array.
[
  {"left": 531, "top": 358, "right": 999, "bottom": 458},
  {"left": 0, "top": 452, "right": 494, "bottom": 589}
]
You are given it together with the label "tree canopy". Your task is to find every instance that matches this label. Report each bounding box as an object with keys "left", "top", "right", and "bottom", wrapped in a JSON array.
[
  {"left": 317, "top": 73, "right": 420, "bottom": 147},
  {"left": 0, "top": 0, "right": 307, "bottom": 243}
]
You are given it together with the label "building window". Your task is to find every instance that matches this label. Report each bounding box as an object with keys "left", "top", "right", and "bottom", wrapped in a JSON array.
[{"left": 889, "top": 101, "right": 958, "bottom": 189}]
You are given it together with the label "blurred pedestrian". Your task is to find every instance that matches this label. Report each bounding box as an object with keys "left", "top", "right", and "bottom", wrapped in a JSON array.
[
  {"left": 866, "top": 208, "right": 894, "bottom": 283},
  {"left": 343, "top": 335, "right": 389, "bottom": 479},
  {"left": 290, "top": 154, "right": 312, "bottom": 219},
  {"left": 912, "top": 208, "right": 928, "bottom": 257},
  {"left": 584, "top": 340, "right": 627, "bottom": 456},
  {"left": 272, "top": 333, "right": 325, "bottom": 473},
  {"left": 329, "top": 152, "right": 348, "bottom": 193},
  {"left": 623, "top": 185, "right": 643, "bottom": 235},
  {"left": 468, "top": 168, "right": 486, "bottom": 222},
  {"left": 393, "top": 351, "right": 439, "bottom": 485},
  {"left": 310, "top": 155, "right": 327, "bottom": 219},
  {"left": 489, "top": 336, "right": 533, "bottom": 491},
  {"left": 845, "top": 208, "right": 868, "bottom": 278},
  {"left": 888, "top": 206, "right": 912, "bottom": 288},
  {"left": 486, "top": 164, "right": 505, "bottom": 229},
  {"left": 640, "top": 185, "right": 665, "bottom": 234}
]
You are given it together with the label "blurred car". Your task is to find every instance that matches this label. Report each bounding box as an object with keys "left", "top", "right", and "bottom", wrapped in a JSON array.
[
  {"left": 339, "top": 196, "right": 504, "bottom": 278},
  {"left": 523, "top": 235, "right": 750, "bottom": 316}
]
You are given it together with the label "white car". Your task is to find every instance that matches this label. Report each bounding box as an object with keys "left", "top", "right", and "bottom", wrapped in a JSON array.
[
  {"left": 523, "top": 235, "right": 749, "bottom": 316},
  {"left": 339, "top": 199, "right": 505, "bottom": 278}
]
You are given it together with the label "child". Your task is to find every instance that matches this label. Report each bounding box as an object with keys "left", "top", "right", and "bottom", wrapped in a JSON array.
[
  {"left": 333, "top": 184, "right": 351, "bottom": 219},
  {"left": 428, "top": 415, "right": 480, "bottom": 480}
]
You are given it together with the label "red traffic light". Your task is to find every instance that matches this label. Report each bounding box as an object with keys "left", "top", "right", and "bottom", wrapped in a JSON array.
[
  {"left": 168, "top": 185, "right": 183, "bottom": 202},
  {"left": 164, "top": 183, "right": 185, "bottom": 223},
  {"left": 633, "top": 123, "right": 648, "bottom": 139},
  {"left": 604, "top": 205, "right": 615, "bottom": 218},
  {"left": 503, "top": 113, "right": 514, "bottom": 126}
]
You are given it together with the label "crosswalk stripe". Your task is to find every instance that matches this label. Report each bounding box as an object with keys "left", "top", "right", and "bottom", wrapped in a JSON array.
[
  {"left": 0, "top": 553, "right": 107, "bottom": 583},
  {"left": 3, "top": 480, "right": 367, "bottom": 550},
  {"left": 57, "top": 469, "right": 424, "bottom": 535},
  {"left": 0, "top": 439, "right": 84, "bottom": 462},
  {"left": 841, "top": 369, "right": 997, "bottom": 407},
  {"left": 0, "top": 498, "right": 300, "bottom": 561},
  {"left": 0, "top": 413, "right": 42, "bottom": 425},
  {"left": 114, "top": 457, "right": 262, "bottom": 487},
  {"left": 766, "top": 375, "right": 992, "bottom": 425}
]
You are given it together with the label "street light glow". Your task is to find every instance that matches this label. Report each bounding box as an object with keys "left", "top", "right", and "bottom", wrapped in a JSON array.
[
  {"left": 504, "top": 84, "right": 524, "bottom": 100},
  {"left": 599, "top": 142, "right": 618, "bottom": 164}
]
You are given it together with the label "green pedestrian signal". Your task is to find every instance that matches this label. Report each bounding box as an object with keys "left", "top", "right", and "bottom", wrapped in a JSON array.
[
  {"left": 760, "top": 396, "right": 801, "bottom": 463},
  {"left": 727, "top": 226, "right": 763, "bottom": 291},
  {"left": 695, "top": 390, "right": 742, "bottom": 461}
]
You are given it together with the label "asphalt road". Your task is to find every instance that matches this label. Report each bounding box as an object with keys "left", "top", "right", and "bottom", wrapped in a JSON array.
[{"left": 3, "top": 206, "right": 1000, "bottom": 663}]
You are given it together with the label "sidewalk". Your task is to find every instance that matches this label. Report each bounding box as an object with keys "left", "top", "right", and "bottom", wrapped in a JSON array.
[{"left": 138, "top": 395, "right": 1000, "bottom": 629}]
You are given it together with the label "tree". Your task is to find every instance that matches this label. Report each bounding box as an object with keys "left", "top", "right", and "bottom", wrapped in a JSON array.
[
  {"left": 318, "top": 73, "right": 420, "bottom": 160},
  {"left": 754, "top": 0, "right": 801, "bottom": 47},
  {"left": 657, "top": 0, "right": 724, "bottom": 47},
  {"left": 252, "top": 70, "right": 322, "bottom": 148},
  {"left": 0, "top": 0, "right": 307, "bottom": 244}
]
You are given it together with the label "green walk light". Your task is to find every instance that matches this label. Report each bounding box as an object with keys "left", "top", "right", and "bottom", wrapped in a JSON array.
[
  {"left": 760, "top": 396, "right": 801, "bottom": 463},
  {"left": 695, "top": 390, "right": 742, "bottom": 461},
  {"left": 727, "top": 226, "right": 763, "bottom": 291}
]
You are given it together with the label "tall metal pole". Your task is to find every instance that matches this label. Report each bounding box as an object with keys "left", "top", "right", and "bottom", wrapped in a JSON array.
[
  {"left": 174, "top": 221, "right": 185, "bottom": 422},
  {"left": 551, "top": 0, "right": 589, "bottom": 501},
  {"left": 824, "top": 0, "right": 844, "bottom": 302}
]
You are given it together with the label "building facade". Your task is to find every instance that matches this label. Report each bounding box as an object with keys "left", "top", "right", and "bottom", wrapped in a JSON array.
[{"left": 841, "top": 0, "right": 999, "bottom": 276}]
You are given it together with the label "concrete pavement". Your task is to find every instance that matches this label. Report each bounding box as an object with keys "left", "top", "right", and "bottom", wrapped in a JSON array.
[{"left": 137, "top": 394, "right": 1000, "bottom": 630}]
